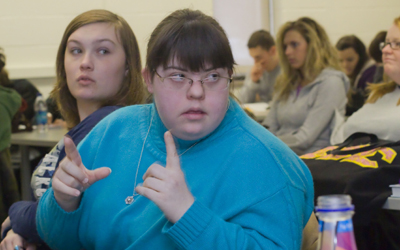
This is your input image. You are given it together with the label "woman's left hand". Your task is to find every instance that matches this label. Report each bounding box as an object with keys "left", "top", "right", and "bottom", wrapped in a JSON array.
[
  {"left": 0, "top": 229, "right": 36, "bottom": 250},
  {"left": 135, "top": 131, "right": 195, "bottom": 223}
]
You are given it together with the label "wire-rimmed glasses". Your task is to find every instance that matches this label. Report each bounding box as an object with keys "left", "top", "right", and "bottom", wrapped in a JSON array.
[{"left": 154, "top": 71, "right": 232, "bottom": 91}]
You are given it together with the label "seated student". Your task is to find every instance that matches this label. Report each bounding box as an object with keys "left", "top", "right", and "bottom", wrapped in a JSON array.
[
  {"left": 336, "top": 35, "right": 377, "bottom": 116},
  {"left": 369, "top": 31, "right": 387, "bottom": 84},
  {"left": 0, "top": 48, "right": 21, "bottom": 224},
  {"left": 11, "top": 79, "right": 40, "bottom": 124},
  {"left": 238, "top": 30, "right": 280, "bottom": 103},
  {"left": 331, "top": 18, "right": 400, "bottom": 144},
  {"left": 0, "top": 9, "right": 144, "bottom": 250},
  {"left": 262, "top": 17, "right": 349, "bottom": 155},
  {"left": 36, "top": 9, "right": 314, "bottom": 250}
]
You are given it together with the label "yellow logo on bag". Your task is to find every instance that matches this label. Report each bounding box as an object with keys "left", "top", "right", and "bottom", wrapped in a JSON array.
[{"left": 300, "top": 144, "right": 397, "bottom": 168}]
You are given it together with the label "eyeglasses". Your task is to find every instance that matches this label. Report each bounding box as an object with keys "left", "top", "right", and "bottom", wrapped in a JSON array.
[
  {"left": 154, "top": 71, "right": 232, "bottom": 91},
  {"left": 379, "top": 41, "right": 400, "bottom": 51}
]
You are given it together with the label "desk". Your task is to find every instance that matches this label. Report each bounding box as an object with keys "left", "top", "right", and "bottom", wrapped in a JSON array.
[
  {"left": 11, "top": 128, "right": 68, "bottom": 200},
  {"left": 242, "top": 102, "right": 270, "bottom": 123}
]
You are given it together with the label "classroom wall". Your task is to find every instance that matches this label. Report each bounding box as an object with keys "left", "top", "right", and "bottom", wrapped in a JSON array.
[
  {"left": 215, "top": 0, "right": 400, "bottom": 76},
  {"left": 0, "top": 0, "right": 213, "bottom": 98},
  {"left": 1, "top": 0, "right": 400, "bottom": 97},
  {"left": 273, "top": 0, "right": 400, "bottom": 47}
]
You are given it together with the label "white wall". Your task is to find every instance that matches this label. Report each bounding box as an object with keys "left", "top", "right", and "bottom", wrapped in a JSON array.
[
  {"left": 215, "top": 0, "right": 400, "bottom": 75},
  {"left": 2, "top": 0, "right": 400, "bottom": 97},
  {"left": 0, "top": 0, "right": 213, "bottom": 98},
  {"left": 273, "top": 0, "right": 400, "bottom": 56},
  {"left": 214, "top": 0, "right": 269, "bottom": 70}
]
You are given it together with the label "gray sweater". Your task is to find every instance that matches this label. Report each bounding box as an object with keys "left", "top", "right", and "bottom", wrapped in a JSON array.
[{"left": 263, "top": 68, "right": 350, "bottom": 155}]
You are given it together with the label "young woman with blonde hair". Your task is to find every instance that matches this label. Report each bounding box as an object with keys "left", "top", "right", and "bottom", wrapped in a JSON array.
[
  {"left": 263, "top": 17, "right": 349, "bottom": 155},
  {"left": 0, "top": 9, "right": 144, "bottom": 250}
]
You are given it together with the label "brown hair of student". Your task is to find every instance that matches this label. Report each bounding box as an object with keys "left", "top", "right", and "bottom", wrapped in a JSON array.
[
  {"left": 336, "top": 35, "right": 369, "bottom": 84},
  {"left": 247, "top": 30, "right": 275, "bottom": 51},
  {"left": 0, "top": 48, "right": 12, "bottom": 88},
  {"left": 369, "top": 31, "right": 387, "bottom": 63},
  {"left": 52, "top": 9, "right": 145, "bottom": 128},
  {"left": 145, "top": 9, "right": 235, "bottom": 81}
]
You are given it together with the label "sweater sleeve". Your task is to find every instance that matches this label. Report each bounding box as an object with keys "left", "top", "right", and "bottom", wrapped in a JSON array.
[
  {"left": 8, "top": 201, "right": 43, "bottom": 243},
  {"left": 277, "top": 76, "right": 347, "bottom": 154},
  {"left": 36, "top": 189, "right": 84, "bottom": 250},
  {"left": 163, "top": 185, "right": 310, "bottom": 249}
]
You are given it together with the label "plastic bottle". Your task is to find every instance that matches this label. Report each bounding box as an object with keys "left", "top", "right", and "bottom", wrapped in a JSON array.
[
  {"left": 34, "top": 93, "right": 48, "bottom": 133},
  {"left": 315, "top": 194, "right": 357, "bottom": 250}
]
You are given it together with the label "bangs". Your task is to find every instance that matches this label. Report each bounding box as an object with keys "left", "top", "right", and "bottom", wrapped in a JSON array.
[{"left": 148, "top": 18, "right": 235, "bottom": 72}]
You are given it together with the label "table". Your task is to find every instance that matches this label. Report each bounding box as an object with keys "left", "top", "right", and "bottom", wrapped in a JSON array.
[{"left": 11, "top": 128, "right": 68, "bottom": 200}]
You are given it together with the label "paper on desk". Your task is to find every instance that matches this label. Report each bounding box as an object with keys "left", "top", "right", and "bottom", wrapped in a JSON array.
[
  {"left": 243, "top": 102, "right": 269, "bottom": 113},
  {"left": 242, "top": 102, "right": 269, "bottom": 122}
]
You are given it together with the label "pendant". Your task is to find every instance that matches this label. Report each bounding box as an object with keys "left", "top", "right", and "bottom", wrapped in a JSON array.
[{"left": 125, "top": 196, "right": 134, "bottom": 205}]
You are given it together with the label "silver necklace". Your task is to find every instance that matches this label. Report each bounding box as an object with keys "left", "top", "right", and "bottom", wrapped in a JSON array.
[{"left": 125, "top": 115, "right": 200, "bottom": 205}]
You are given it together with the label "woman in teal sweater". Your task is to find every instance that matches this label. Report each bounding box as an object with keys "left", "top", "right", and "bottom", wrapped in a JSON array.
[{"left": 37, "top": 9, "right": 314, "bottom": 249}]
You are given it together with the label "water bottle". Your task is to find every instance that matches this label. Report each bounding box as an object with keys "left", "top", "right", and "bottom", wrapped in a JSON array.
[
  {"left": 34, "top": 93, "right": 48, "bottom": 133},
  {"left": 315, "top": 195, "right": 357, "bottom": 250}
]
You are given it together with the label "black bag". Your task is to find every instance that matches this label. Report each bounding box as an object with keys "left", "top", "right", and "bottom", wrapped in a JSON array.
[{"left": 301, "top": 133, "right": 400, "bottom": 250}]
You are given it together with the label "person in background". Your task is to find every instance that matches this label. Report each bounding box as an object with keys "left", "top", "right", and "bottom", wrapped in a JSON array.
[
  {"left": 331, "top": 17, "right": 400, "bottom": 145},
  {"left": 238, "top": 30, "right": 280, "bottom": 103},
  {"left": 369, "top": 31, "right": 387, "bottom": 84},
  {"left": 11, "top": 79, "right": 40, "bottom": 126},
  {"left": 36, "top": 9, "right": 314, "bottom": 250},
  {"left": 46, "top": 96, "right": 66, "bottom": 128},
  {"left": 0, "top": 48, "right": 21, "bottom": 225},
  {"left": 336, "top": 35, "right": 377, "bottom": 116},
  {"left": 0, "top": 9, "right": 144, "bottom": 250},
  {"left": 262, "top": 17, "right": 349, "bottom": 155}
]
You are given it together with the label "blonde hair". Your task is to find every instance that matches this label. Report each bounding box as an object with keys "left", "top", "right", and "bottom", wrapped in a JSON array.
[
  {"left": 52, "top": 9, "right": 145, "bottom": 129},
  {"left": 275, "top": 17, "right": 341, "bottom": 101},
  {"left": 366, "top": 16, "right": 400, "bottom": 106}
]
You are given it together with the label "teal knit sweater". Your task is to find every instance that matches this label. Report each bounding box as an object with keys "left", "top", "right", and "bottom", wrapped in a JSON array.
[{"left": 37, "top": 99, "right": 314, "bottom": 249}]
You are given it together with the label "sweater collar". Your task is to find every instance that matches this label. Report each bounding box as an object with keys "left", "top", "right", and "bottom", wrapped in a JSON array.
[{"left": 148, "top": 97, "right": 239, "bottom": 156}]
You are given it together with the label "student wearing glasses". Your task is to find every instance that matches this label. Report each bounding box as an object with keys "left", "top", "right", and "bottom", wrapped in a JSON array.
[
  {"left": 262, "top": 17, "right": 350, "bottom": 155},
  {"left": 331, "top": 17, "right": 400, "bottom": 144},
  {"left": 36, "top": 9, "right": 314, "bottom": 250}
]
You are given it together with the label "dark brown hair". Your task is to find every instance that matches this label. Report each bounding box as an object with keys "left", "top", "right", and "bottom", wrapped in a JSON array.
[
  {"left": 336, "top": 35, "right": 369, "bottom": 83},
  {"left": 247, "top": 30, "right": 275, "bottom": 51},
  {"left": 145, "top": 9, "right": 235, "bottom": 79},
  {"left": 369, "top": 31, "right": 387, "bottom": 63},
  {"left": 52, "top": 9, "right": 144, "bottom": 128},
  {"left": 0, "top": 47, "right": 12, "bottom": 87}
]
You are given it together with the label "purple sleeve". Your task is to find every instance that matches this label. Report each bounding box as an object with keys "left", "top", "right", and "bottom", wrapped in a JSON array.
[
  {"left": 356, "top": 65, "right": 376, "bottom": 90},
  {"left": 8, "top": 201, "right": 42, "bottom": 243}
]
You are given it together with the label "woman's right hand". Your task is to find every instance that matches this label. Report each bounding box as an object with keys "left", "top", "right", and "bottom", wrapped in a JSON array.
[
  {"left": 0, "top": 229, "right": 36, "bottom": 250},
  {"left": 52, "top": 136, "right": 111, "bottom": 212}
]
